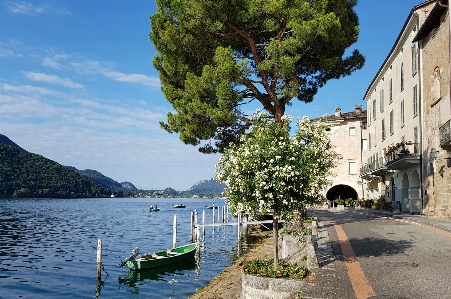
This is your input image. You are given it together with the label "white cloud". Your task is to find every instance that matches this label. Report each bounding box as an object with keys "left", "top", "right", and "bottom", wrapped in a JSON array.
[
  {"left": 23, "top": 71, "right": 84, "bottom": 89},
  {"left": 70, "top": 60, "right": 160, "bottom": 88},
  {"left": 5, "top": 1, "right": 69, "bottom": 15},
  {"left": 42, "top": 54, "right": 71, "bottom": 69},
  {"left": 5, "top": 1, "right": 49, "bottom": 14},
  {"left": 103, "top": 71, "right": 160, "bottom": 88},
  {"left": 1, "top": 83, "right": 62, "bottom": 96}
]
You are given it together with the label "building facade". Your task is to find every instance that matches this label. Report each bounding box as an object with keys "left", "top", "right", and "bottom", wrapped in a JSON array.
[
  {"left": 359, "top": 0, "right": 450, "bottom": 217},
  {"left": 314, "top": 106, "right": 367, "bottom": 202}
]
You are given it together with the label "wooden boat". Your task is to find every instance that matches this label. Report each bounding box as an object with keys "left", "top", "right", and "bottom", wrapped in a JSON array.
[
  {"left": 121, "top": 243, "right": 197, "bottom": 270},
  {"left": 172, "top": 204, "right": 186, "bottom": 208},
  {"left": 149, "top": 207, "right": 160, "bottom": 212}
]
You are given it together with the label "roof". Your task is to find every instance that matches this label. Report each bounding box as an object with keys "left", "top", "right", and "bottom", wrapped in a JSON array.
[
  {"left": 311, "top": 109, "right": 367, "bottom": 122},
  {"left": 413, "top": 0, "right": 449, "bottom": 42}
]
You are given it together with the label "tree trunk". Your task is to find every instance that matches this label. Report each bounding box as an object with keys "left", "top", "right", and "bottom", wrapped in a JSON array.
[{"left": 272, "top": 211, "right": 279, "bottom": 270}]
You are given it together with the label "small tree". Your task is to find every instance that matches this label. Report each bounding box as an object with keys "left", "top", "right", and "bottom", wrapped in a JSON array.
[{"left": 215, "top": 111, "right": 337, "bottom": 268}]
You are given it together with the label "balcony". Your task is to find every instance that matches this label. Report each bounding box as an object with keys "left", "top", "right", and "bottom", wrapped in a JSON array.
[
  {"left": 360, "top": 156, "right": 391, "bottom": 179},
  {"left": 439, "top": 119, "right": 451, "bottom": 151},
  {"left": 360, "top": 141, "right": 420, "bottom": 178},
  {"left": 385, "top": 142, "right": 420, "bottom": 170}
]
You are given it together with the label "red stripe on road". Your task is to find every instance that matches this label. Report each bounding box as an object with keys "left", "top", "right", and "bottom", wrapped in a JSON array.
[{"left": 331, "top": 221, "right": 376, "bottom": 299}]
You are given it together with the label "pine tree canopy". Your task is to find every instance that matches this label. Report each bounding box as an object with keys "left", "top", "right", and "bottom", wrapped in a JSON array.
[{"left": 150, "top": 0, "right": 365, "bottom": 153}]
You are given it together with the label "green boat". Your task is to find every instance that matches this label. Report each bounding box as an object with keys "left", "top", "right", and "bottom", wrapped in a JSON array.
[{"left": 122, "top": 243, "right": 197, "bottom": 270}]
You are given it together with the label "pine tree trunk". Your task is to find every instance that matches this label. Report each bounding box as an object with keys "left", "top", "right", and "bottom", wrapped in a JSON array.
[{"left": 272, "top": 212, "right": 279, "bottom": 270}]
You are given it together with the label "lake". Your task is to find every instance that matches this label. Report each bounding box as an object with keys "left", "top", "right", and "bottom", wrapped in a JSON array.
[{"left": 0, "top": 198, "right": 256, "bottom": 298}]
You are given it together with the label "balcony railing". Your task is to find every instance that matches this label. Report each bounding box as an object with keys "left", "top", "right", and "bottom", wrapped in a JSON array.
[
  {"left": 360, "top": 141, "right": 420, "bottom": 177},
  {"left": 439, "top": 119, "right": 451, "bottom": 150}
]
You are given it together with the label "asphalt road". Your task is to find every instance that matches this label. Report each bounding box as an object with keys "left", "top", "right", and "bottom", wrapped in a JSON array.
[{"left": 308, "top": 210, "right": 451, "bottom": 299}]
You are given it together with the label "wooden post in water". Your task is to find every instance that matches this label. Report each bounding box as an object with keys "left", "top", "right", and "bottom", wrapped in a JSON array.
[
  {"left": 189, "top": 212, "right": 194, "bottom": 242},
  {"left": 237, "top": 214, "right": 241, "bottom": 240},
  {"left": 212, "top": 206, "right": 215, "bottom": 223},
  {"left": 217, "top": 206, "right": 220, "bottom": 223},
  {"left": 96, "top": 239, "right": 102, "bottom": 281},
  {"left": 172, "top": 215, "right": 177, "bottom": 248},
  {"left": 202, "top": 210, "right": 205, "bottom": 238},
  {"left": 222, "top": 206, "right": 225, "bottom": 223}
]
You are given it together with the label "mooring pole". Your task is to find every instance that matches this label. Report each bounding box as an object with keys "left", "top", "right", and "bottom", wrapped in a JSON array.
[
  {"left": 237, "top": 214, "right": 241, "bottom": 240},
  {"left": 96, "top": 239, "right": 102, "bottom": 281},
  {"left": 217, "top": 206, "right": 220, "bottom": 223},
  {"left": 172, "top": 215, "right": 177, "bottom": 248},
  {"left": 190, "top": 212, "right": 194, "bottom": 242},
  {"left": 212, "top": 206, "right": 215, "bottom": 223},
  {"left": 202, "top": 210, "right": 205, "bottom": 238}
]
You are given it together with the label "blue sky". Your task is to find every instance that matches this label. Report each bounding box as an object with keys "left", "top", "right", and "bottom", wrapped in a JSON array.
[{"left": 0, "top": 0, "right": 423, "bottom": 190}]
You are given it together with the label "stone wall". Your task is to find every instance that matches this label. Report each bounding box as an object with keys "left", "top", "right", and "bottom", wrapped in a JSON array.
[{"left": 421, "top": 9, "right": 451, "bottom": 218}]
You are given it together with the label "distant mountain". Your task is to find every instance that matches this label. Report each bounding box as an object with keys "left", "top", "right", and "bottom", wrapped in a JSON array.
[
  {"left": 186, "top": 179, "right": 226, "bottom": 194},
  {"left": 0, "top": 134, "right": 22, "bottom": 149},
  {"left": 0, "top": 143, "right": 105, "bottom": 198},
  {"left": 69, "top": 168, "right": 123, "bottom": 189},
  {"left": 121, "top": 181, "right": 137, "bottom": 190}
]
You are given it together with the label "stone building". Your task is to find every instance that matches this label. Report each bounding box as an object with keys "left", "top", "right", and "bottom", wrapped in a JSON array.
[
  {"left": 358, "top": 0, "right": 450, "bottom": 217},
  {"left": 414, "top": 0, "right": 451, "bottom": 217},
  {"left": 313, "top": 106, "right": 367, "bottom": 203}
]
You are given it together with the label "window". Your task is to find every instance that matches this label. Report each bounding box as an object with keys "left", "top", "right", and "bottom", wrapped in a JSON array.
[
  {"left": 362, "top": 139, "right": 368, "bottom": 151},
  {"left": 362, "top": 122, "right": 367, "bottom": 130},
  {"left": 380, "top": 89, "right": 384, "bottom": 112},
  {"left": 411, "top": 44, "right": 418, "bottom": 75},
  {"left": 373, "top": 99, "right": 377, "bottom": 120},
  {"left": 413, "top": 85, "right": 418, "bottom": 117},
  {"left": 349, "top": 127, "right": 356, "bottom": 136},
  {"left": 349, "top": 161, "right": 357, "bottom": 175},
  {"left": 414, "top": 127, "right": 418, "bottom": 154},
  {"left": 401, "top": 99, "right": 405, "bottom": 127},
  {"left": 368, "top": 107, "right": 371, "bottom": 126},
  {"left": 400, "top": 63, "right": 404, "bottom": 91},
  {"left": 381, "top": 118, "right": 386, "bottom": 141},
  {"left": 390, "top": 110, "right": 394, "bottom": 135},
  {"left": 389, "top": 79, "right": 393, "bottom": 104},
  {"left": 369, "top": 133, "right": 371, "bottom": 148},
  {"left": 374, "top": 127, "right": 377, "bottom": 146}
]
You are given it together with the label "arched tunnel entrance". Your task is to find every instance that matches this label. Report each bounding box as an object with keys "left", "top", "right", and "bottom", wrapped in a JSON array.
[{"left": 326, "top": 184, "right": 358, "bottom": 201}]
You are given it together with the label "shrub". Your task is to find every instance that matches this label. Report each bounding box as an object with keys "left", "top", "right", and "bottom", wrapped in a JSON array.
[
  {"left": 335, "top": 198, "right": 344, "bottom": 205},
  {"left": 243, "top": 257, "right": 308, "bottom": 279},
  {"left": 345, "top": 198, "right": 355, "bottom": 206}
]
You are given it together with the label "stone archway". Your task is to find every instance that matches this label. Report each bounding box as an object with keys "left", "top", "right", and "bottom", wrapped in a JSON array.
[{"left": 326, "top": 184, "right": 358, "bottom": 202}]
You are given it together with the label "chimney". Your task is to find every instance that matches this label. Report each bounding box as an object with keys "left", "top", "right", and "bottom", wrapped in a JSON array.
[
  {"left": 334, "top": 107, "right": 342, "bottom": 117},
  {"left": 355, "top": 105, "right": 362, "bottom": 115}
]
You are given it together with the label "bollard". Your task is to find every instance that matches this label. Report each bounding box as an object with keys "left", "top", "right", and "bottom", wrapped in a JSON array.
[
  {"left": 173, "top": 215, "right": 177, "bottom": 248},
  {"left": 96, "top": 239, "right": 102, "bottom": 280}
]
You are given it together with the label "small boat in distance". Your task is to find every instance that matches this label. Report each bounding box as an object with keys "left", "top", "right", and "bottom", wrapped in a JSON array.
[
  {"left": 172, "top": 204, "right": 186, "bottom": 208},
  {"left": 120, "top": 243, "right": 197, "bottom": 270},
  {"left": 149, "top": 204, "right": 160, "bottom": 212},
  {"left": 205, "top": 205, "right": 215, "bottom": 209}
]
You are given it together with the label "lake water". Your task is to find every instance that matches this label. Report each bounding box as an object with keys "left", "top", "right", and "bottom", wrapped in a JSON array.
[{"left": 0, "top": 198, "right": 256, "bottom": 299}]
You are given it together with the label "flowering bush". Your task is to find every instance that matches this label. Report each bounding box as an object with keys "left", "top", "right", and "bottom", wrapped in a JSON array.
[
  {"left": 215, "top": 111, "right": 337, "bottom": 221},
  {"left": 215, "top": 111, "right": 336, "bottom": 268}
]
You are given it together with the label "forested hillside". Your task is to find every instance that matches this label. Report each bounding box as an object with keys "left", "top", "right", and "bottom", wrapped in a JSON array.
[{"left": 0, "top": 143, "right": 105, "bottom": 198}]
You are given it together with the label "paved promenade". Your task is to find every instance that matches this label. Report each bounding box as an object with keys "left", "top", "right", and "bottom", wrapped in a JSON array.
[{"left": 302, "top": 208, "right": 451, "bottom": 299}]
